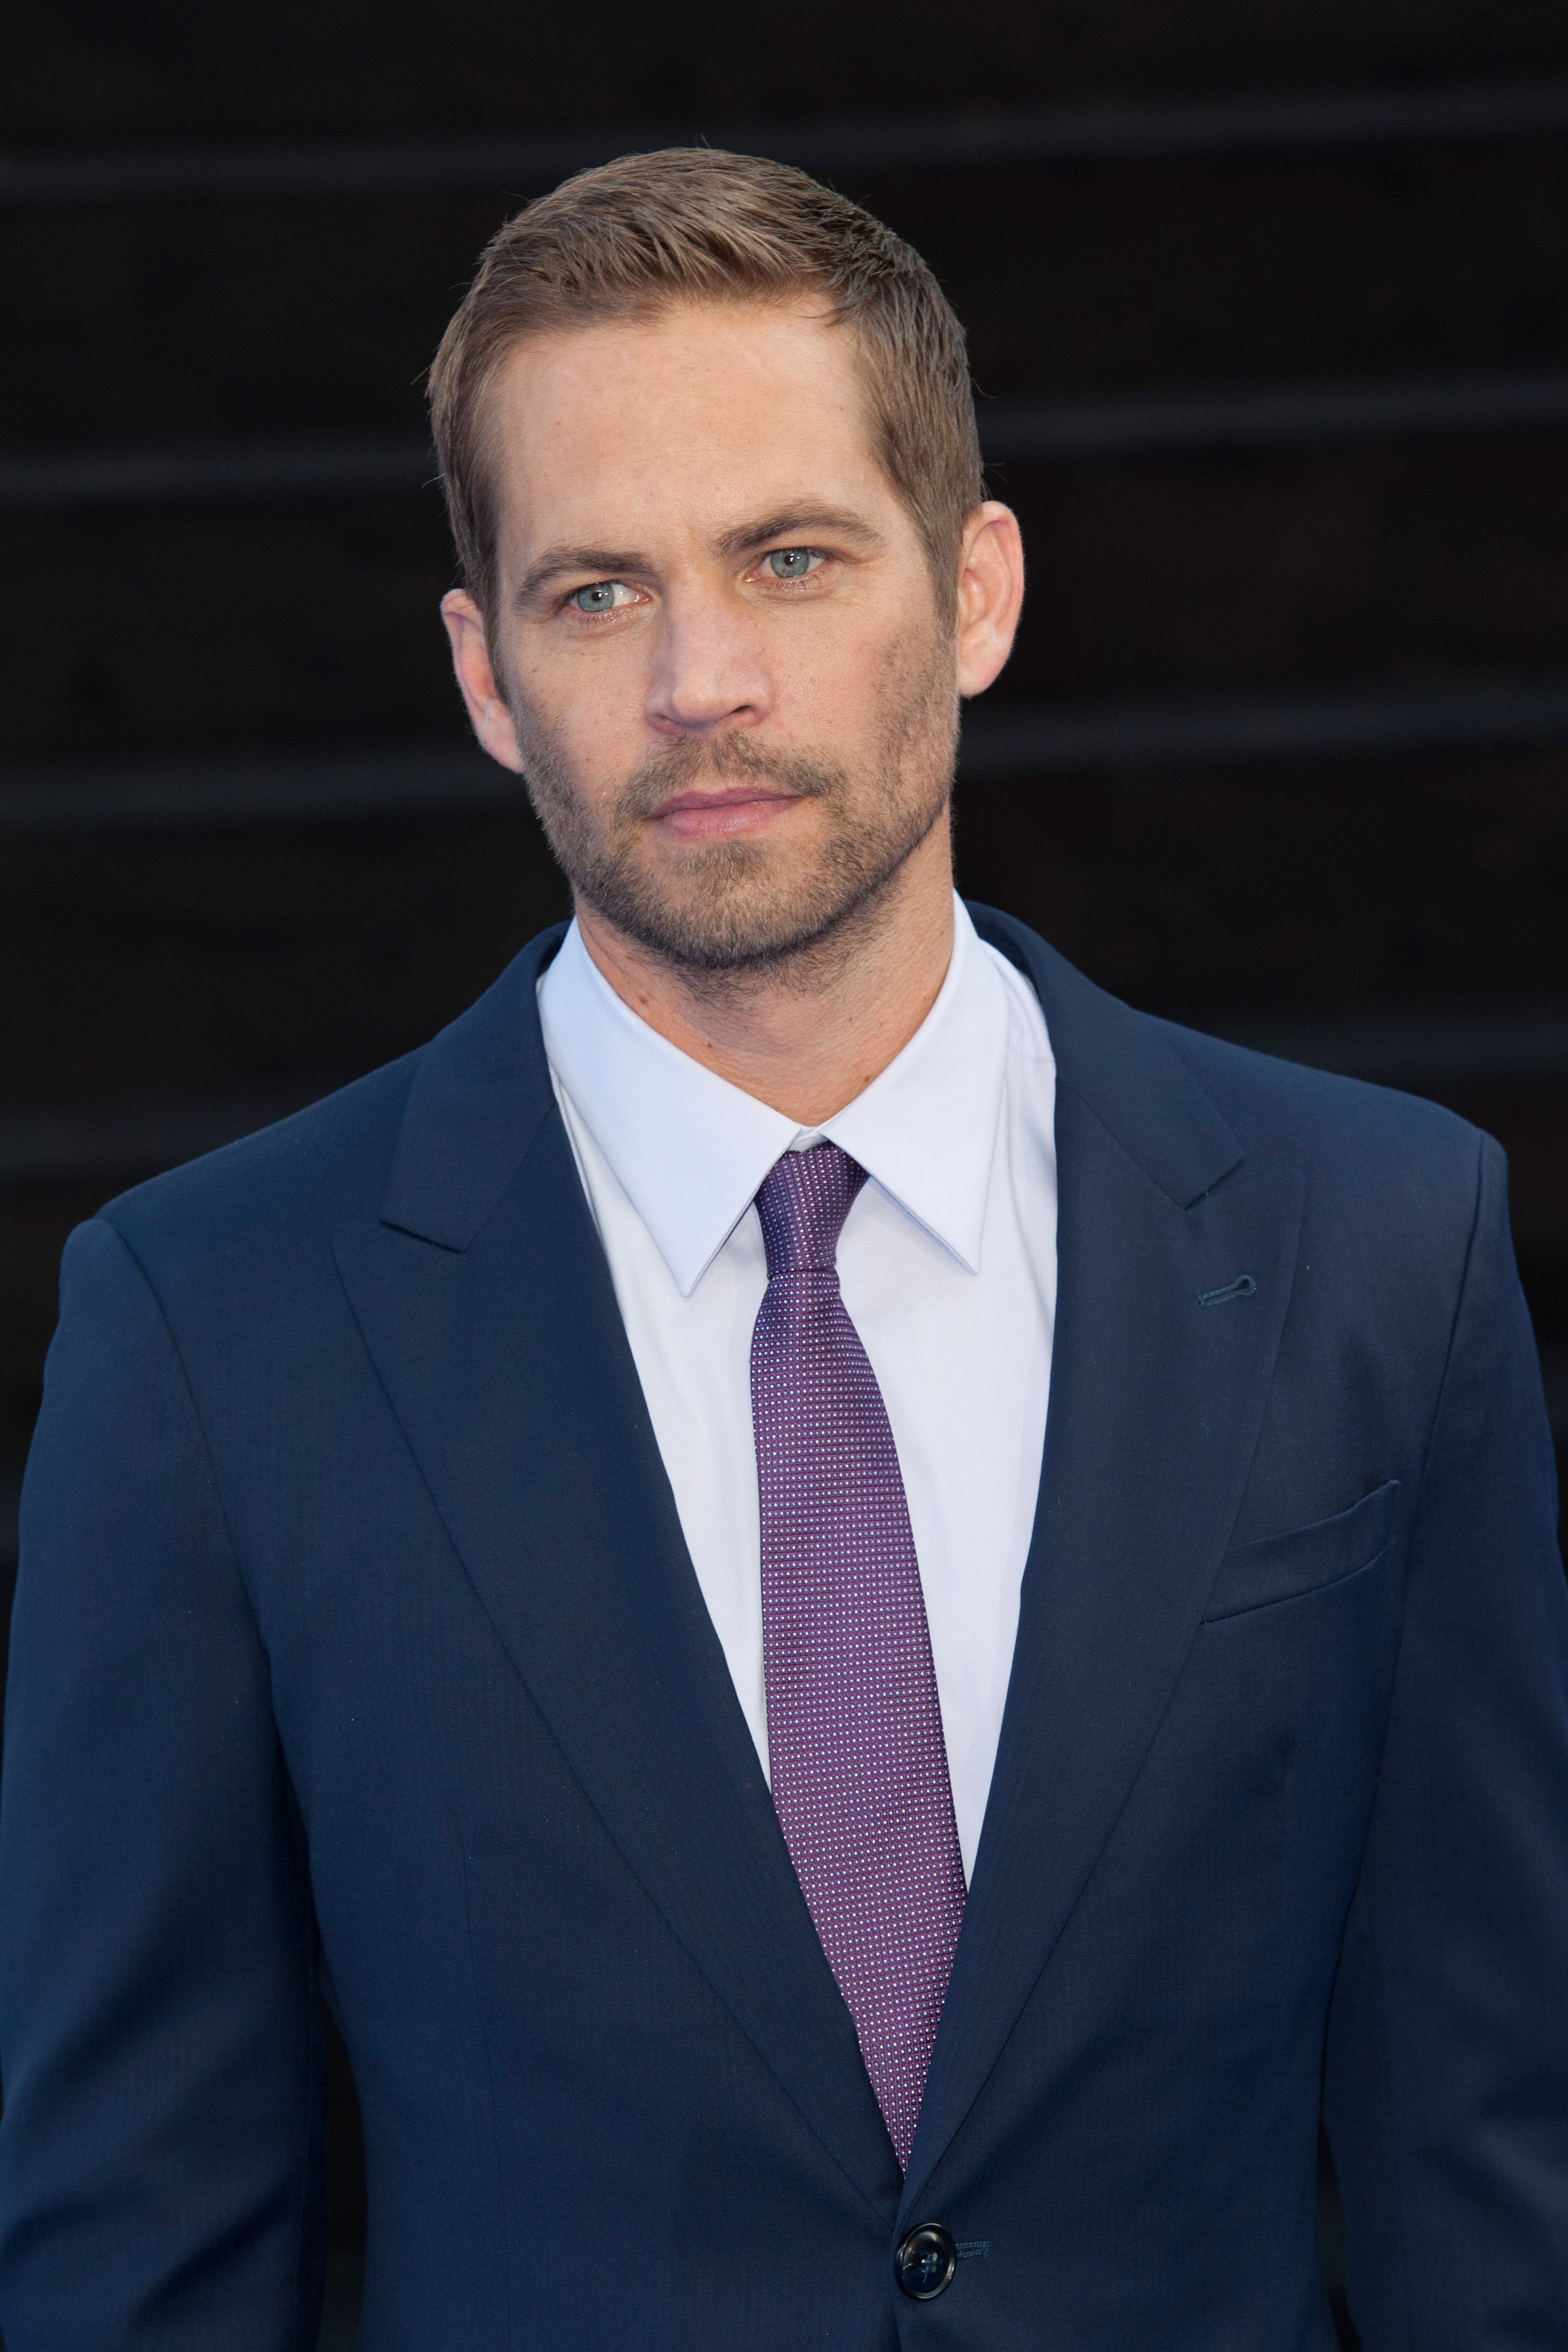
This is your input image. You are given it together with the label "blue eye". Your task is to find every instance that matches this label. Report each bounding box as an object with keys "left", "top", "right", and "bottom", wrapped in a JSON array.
[
  {"left": 765, "top": 547, "right": 820, "bottom": 580},
  {"left": 571, "top": 581, "right": 627, "bottom": 613}
]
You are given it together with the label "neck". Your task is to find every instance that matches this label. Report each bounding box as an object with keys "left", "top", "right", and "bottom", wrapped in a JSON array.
[{"left": 573, "top": 824, "right": 957, "bottom": 1126}]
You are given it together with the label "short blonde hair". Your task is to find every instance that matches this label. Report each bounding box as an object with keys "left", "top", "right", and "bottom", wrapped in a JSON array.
[{"left": 428, "top": 147, "right": 985, "bottom": 632}]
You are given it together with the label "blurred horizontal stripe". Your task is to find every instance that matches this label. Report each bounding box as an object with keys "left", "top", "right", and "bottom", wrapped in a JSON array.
[
  {"left": 5, "top": 681, "right": 1568, "bottom": 835},
  {"left": 8, "top": 371, "right": 1568, "bottom": 511},
  {"left": 7, "top": 81, "right": 1568, "bottom": 207}
]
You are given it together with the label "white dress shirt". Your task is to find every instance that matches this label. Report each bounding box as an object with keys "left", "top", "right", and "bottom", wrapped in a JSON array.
[{"left": 537, "top": 895, "right": 1057, "bottom": 1881}]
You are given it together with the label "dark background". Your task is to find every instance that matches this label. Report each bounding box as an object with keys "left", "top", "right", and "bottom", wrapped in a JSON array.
[{"left": 3, "top": 7, "right": 1567, "bottom": 2347}]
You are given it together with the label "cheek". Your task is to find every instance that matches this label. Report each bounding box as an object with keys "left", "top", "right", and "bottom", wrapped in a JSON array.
[
  {"left": 509, "top": 637, "right": 647, "bottom": 767},
  {"left": 562, "top": 698, "right": 641, "bottom": 777},
  {"left": 773, "top": 610, "right": 916, "bottom": 738}
]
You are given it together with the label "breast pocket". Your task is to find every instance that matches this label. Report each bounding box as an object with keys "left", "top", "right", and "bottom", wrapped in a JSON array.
[{"left": 1204, "top": 1478, "right": 1400, "bottom": 1622}]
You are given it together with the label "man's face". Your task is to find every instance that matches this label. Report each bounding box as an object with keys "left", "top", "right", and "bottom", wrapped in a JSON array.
[{"left": 444, "top": 298, "right": 983, "bottom": 972}]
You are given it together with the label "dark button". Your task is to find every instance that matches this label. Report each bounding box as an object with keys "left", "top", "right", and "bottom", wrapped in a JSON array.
[{"left": 894, "top": 2223, "right": 958, "bottom": 2300}]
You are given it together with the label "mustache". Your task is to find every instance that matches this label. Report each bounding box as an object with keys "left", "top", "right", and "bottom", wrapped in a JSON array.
[{"left": 613, "top": 731, "right": 848, "bottom": 823}]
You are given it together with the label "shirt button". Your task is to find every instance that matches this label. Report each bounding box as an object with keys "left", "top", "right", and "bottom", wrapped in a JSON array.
[{"left": 894, "top": 2223, "right": 958, "bottom": 2299}]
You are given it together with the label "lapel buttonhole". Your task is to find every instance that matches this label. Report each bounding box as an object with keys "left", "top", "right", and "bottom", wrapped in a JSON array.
[{"left": 1198, "top": 1274, "right": 1258, "bottom": 1307}]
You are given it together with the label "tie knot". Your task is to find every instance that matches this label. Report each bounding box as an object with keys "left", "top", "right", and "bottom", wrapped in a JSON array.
[{"left": 756, "top": 1142, "right": 868, "bottom": 1278}]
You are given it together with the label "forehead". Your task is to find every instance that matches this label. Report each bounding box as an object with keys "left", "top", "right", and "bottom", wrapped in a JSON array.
[{"left": 483, "top": 298, "right": 897, "bottom": 560}]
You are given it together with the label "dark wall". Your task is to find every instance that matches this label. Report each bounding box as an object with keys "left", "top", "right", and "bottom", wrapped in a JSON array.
[
  {"left": 11, "top": 4, "right": 1568, "bottom": 140},
  {"left": 4, "top": 8, "right": 1567, "bottom": 2347}
]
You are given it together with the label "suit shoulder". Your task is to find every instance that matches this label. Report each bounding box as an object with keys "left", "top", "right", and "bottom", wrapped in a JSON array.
[
  {"left": 1153, "top": 1014, "right": 1486, "bottom": 1210},
  {"left": 970, "top": 901, "right": 1484, "bottom": 1207},
  {"left": 97, "top": 1053, "right": 422, "bottom": 1283}
]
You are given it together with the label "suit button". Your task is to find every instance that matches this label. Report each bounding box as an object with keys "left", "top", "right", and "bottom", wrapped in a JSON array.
[{"left": 894, "top": 2223, "right": 958, "bottom": 2300}]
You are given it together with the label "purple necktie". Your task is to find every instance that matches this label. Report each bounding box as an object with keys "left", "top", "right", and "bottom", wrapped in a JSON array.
[{"left": 752, "top": 1142, "right": 966, "bottom": 2169}]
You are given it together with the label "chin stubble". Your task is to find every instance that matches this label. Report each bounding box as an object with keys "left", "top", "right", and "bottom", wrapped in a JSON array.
[{"left": 510, "top": 659, "right": 960, "bottom": 978}]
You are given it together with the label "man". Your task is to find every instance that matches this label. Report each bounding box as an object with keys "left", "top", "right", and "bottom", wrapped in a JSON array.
[{"left": 2, "top": 148, "right": 1565, "bottom": 2351}]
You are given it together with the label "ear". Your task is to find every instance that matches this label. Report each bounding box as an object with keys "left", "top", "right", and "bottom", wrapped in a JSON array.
[
  {"left": 954, "top": 501, "right": 1025, "bottom": 698},
  {"left": 440, "top": 590, "right": 526, "bottom": 772}
]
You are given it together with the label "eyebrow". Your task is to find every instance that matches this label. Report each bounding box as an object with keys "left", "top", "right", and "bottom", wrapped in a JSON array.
[
  {"left": 712, "top": 505, "right": 887, "bottom": 562},
  {"left": 512, "top": 505, "right": 888, "bottom": 606},
  {"left": 513, "top": 547, "right": 651, "bottom": 606}
]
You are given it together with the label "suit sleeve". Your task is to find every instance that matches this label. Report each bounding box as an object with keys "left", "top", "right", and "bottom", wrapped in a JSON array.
[
  {"left": 0, "top": 1217, "right": 327, "bottom": 2351},
  {"left": 1324, "top": 1133, "right": 1568, "bottom": 2348}
]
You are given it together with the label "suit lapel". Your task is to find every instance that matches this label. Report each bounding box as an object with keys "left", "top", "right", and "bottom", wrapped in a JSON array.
[
  {"left": 333, "top": 936, "right": 901, "bottom": 2220},
  {"left": 900, "top": 913, "right": 1304, "bottom": 2216},
  {"left": 329, "top": 914, "right": 1301, "bottom": 2224}
]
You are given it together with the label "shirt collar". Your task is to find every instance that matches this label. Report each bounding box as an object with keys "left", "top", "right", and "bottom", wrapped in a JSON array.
[{"left": 537, "top": 895, "right": 1012, "bottom": 1296}]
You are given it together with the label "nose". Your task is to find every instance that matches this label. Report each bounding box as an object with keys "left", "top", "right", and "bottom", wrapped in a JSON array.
[{"left": 644, "top": 580, "right": 772, "bottom": 737}]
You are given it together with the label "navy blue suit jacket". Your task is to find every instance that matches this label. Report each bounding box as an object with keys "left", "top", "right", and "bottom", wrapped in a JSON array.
[{"left": 2, "top": 908, "right": 1566, "bottom": 2349}]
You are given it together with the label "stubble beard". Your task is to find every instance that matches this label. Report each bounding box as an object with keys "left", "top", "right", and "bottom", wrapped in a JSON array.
[{"left": 507, "top": 642, "right": 960, "bottom": 986}]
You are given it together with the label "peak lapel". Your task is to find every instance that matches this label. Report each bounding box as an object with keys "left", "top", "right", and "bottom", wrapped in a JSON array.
[
  {"left": 901, "top": 915, "right": 1304, "bottom": 2214},
  {"left": 333, "top": 935, "right": 900, "bottom": 2219}
]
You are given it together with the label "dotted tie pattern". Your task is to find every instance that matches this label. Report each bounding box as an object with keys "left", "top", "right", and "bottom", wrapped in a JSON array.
[{"left": 752, "top": 1142, "right": 966, "bottom": 2170}]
